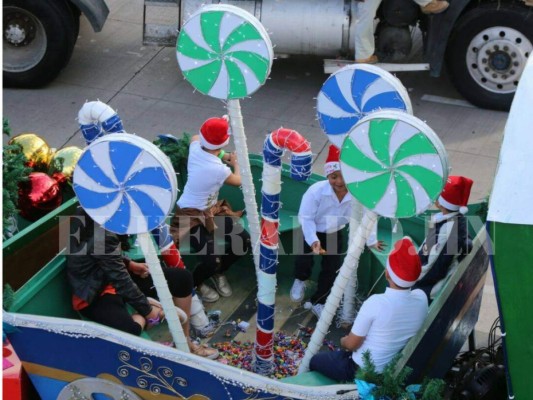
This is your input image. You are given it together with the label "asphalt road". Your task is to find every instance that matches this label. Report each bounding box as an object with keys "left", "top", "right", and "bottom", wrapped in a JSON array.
[{"left": 2, "top": 0, "right": 506, "bottom": 342}]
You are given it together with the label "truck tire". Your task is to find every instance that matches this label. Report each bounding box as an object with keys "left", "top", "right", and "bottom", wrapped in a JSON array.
[
  {"left": 63, "top": 2, "right": 81, "bottom": 68},
  {"left": 446, "top": 3, "right": 532, "bottom": 111},
  {"left": 3, "top": 0, "right": 77, "bottom": 87}
]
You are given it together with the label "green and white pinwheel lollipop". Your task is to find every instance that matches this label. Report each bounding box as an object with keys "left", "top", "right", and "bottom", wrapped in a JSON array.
[
  {"left": 176, "top": 4, "right": 274, "bottom": 100},
  {"left": 340, "top": 110, "right": 449, "bottom": 219}
]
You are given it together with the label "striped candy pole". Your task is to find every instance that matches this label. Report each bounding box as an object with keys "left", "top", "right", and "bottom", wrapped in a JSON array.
[
  {"left": 73, "top": 134, "right": 189, "bottom": 352},
  {"left": 78, "top": 101, "right": 125, "bottom": 145},
  {"left": 254, "top": 128, "right": 312, "bottom": 374},
  {"left": 176, "top": 4, "right": 274, "bottom": 272},
  {"left": 151, "top": 223, "right": 185, "bottom": 269}
]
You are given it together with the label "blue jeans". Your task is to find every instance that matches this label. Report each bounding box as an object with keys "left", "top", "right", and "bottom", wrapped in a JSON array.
[{"left": 309, "top": 350, "right": 358, "bottom": 382}]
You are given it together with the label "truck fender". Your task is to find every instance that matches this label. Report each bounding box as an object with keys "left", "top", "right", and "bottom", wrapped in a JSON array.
[
  {"left": 426, "top": 0, "right": 470, "bottom": 77},
  {"left": 69, "top": 0, "right": 109, "bottom": 32}
]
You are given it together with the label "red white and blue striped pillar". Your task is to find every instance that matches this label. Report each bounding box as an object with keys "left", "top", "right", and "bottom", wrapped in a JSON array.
[{"left": 254, "top": 128, "right": 311, "bottom": 374}]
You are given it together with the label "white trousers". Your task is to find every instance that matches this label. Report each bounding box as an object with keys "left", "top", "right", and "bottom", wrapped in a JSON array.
[{"left": 354, "top": 0, "right": 383, "bottom": 60}]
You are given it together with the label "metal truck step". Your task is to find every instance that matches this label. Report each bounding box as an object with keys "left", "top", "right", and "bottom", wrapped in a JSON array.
[{"left": 143, "top": 0, "right": 180, "bottom": 47}]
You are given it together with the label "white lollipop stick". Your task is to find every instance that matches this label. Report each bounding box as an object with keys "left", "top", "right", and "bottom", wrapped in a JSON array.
[
  {"left": 298, "top": 211, "right": 378, "bottom": 374},
  {"left": 138, "top": 232, "right": 189, "bottom": 353},
  {"left": 227, "top": 99, "right": 261, "bottom": 270},
  {"left": 339, "top": 199, "right": 365, "bottom": 326}
]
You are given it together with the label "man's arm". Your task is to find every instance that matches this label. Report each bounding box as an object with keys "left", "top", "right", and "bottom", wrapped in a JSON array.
[
  {"left": 340, "top": 332, "right": 365, "bottom": 352},
  {"left": 298, "top": 186, "right": 320, "bottom": 248},
  {"left": 223, "top": 152, "right": 241, "bottom": 186}
]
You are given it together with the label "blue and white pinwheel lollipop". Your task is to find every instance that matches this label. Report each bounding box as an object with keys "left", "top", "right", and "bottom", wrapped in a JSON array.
[
  {"left": 317, "top": 64, "right": 412, "bottom": 148},
  {"left": 73, "top": 134, "right": 177, "bottom": 235}
]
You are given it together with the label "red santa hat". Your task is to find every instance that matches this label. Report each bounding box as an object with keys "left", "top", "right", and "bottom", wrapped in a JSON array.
[
  {"left": 438, "top": 176, "right": 474, "bottom": 214},
  {"left": 324, "top": 145, "right": 341, "bottom": 176},
  {"left": 199, "top": 116, "right": 231, "bottom": 150},
  {"left": 386, "top": 237, "right": 421, "bottom": 288}
]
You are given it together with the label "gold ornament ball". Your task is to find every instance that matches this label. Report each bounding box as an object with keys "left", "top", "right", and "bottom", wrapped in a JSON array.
[
  {"left": 8, "top": 133, "right": 53, "bottom": 171},
  {"left": 48, "top": 146, "right": 83, "bottom": 179}
]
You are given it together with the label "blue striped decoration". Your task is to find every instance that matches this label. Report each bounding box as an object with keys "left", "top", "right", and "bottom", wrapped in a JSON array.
[
  {"left": 73, "top": 136, "right": 174, "bottom": 235},
  {"left": 255, "top": 130, "right": 312, "bottom": 373},
  {"left": 290, "top": 154, "right": 312, "bottom": 181},
  {"left": 80, "top": 113, "right": 125, "bottom": 145},
  {"left": 259, "top": 245, "right": 277, "bottom": 275},
  {"left": 151, "top": 224, "right": 173, "bottom": 249},
  {"left": 261, "top": 192, "right": 280, "bottom": 220},
  {"left": 317, "top": 65, "right": 411, "bottom": 148}
]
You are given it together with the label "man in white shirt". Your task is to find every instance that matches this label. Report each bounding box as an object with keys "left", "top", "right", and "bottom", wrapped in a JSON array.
[
  {"left": 170, "top": 116, "right": 250, "bottom": 303},
  {"left": 309, "top": 237, "right": 428, "bottom": 382},
  {"left": 290, "top": 145, "right": 383, "bottom": 318}
]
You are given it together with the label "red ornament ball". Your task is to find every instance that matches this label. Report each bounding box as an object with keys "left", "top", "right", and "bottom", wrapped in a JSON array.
[{"left": 18, "top": 172, "right": 63, "bottom": 221}]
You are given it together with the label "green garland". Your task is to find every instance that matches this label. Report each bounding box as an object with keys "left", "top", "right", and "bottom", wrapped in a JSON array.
[
  {"left": 420, "top": 377, "right": 446, "bottom": 400},
  {"left": 3, "top": 117, "right": 11, "bottom": 136},
  {"left": 356, "top": 351, "right": 445, "bottom": 399},
  {"left": 3, "top": 118, "right": 31, "bottom": 238},
  {"left": 152, "top": 133, "right": 191, "bottom": 172},
  {"left": 153, "top": 133, "right": 191, "bottom": 191},
  {"left": 3, "top": 284, "right": 15, "bottom": 311}
]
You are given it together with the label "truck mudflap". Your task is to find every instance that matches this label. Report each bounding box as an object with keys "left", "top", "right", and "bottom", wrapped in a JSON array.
[
  {"left": 70, "top": 0, "right": 109, "bottom": 32},
  {"left": 425, "top": 0, "right": 470, "bottom": 77}
]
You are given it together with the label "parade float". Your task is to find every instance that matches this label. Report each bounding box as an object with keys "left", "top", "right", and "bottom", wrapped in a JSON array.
[
  {"left": 487, "top": 55, "right": 533, "bottom": 400},
  {"left": 3, "top": 4, "right": 500, "bottom": 400}
]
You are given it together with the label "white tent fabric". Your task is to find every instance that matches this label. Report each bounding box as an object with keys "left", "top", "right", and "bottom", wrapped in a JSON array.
[{"left": 488, "top": 56, "right": 533, "bottom": 225}]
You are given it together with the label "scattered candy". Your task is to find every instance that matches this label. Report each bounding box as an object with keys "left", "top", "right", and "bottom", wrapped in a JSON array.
[
  {"left": 214, "top": 334, "right": 293, "bottom": 378},
  {"left": 213, "top": 331, "right": 339, "bottom": 379}
]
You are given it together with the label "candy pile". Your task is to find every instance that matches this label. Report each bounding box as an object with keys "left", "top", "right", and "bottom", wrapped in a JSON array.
[{"left": 213, "top": 329, "right": 339, "bottom": 379}]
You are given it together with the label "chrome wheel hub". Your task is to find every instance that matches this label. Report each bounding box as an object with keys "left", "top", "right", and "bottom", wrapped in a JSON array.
[
  {"left": 3, "top": 7, "right": 47, "bottom": 72},
  {"left": 467, "top": 26, "right": 532, "bottom": 94}
]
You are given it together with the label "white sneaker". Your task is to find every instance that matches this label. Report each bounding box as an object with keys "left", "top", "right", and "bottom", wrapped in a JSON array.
[
  {"left": 311, "top": 303, "right": 325, "bottom": 319},
  {"left": 198, "top": 283, "right": 220, "bottom": 303},
  {"left": 211, "top": 274, "right": 232, "bottom": 297},
  {"left": 290, "top": 279, "right": 306, "bottom": 302}
]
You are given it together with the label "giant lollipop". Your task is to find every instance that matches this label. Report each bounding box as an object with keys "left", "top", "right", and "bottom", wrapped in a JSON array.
[
  {"left": 72, "top": 134, "right": 188, "bottom": 352},
  {"left": 317, "top": 64, "right": 412, "bottom": 148},
  {"left": 318, "top": 65, "right": 413, "bottom": 333},
  {"left": 73, "top": 134, "right": 176, "bottom": 234},
  {"left": 336, "top": 110, "right": 447, "bottom": 335},
  {"left": 177, "top": 4, "right": 273, "bottom": 100},
  {"left": 176, "top": 4, "right": 274, "bottom": 271},
  {"left": 299, "top": 112, "right": 448, "bottom": 373},
  {"left": 340, "top": 110, "right": 448, "bottom": 218}
]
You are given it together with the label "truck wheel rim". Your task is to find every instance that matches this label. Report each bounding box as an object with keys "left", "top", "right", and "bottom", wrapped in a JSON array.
[
  {"left": 3, "top": 7, "right": 47, "bottom": 72},
  {"left": 466, "top": 26, "right": 532, "bottom": 94}
]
